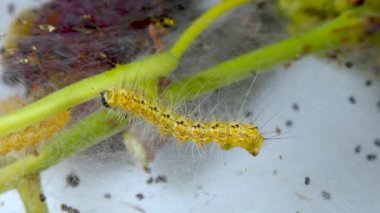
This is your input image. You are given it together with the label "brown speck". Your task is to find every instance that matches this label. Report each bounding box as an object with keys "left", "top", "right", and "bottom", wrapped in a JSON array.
[
  {"left": 104, "top": 193, "right": 111, "bottom": 199},
  {"left": 66, "top": 173, "right": 80, "bottom": 187},
  {"left": 348, "top": 96, "right": 356, "bottom": 104},
  {"left": 275, "top": 127, "right": 282, "bottom": 135},
  {"left": 304, "top": 177, "right": 310, "bottom": 185},
  {"left": 146, "top": 176, "right": 154, "bottom": 184},
  {"left": 39, "top": 193, "right": 46, "bottom": 202},
  {"left": 367, "top": 154, "right": 377, "bottom": 161},
  {"left": 136, "top": 193, "right": 144, "bottom": 200},
  {"left": 345, "top": 61, "right": 354, "bottom": 68},
  {"left": 159, "top": 77, "right": 172, "bottom": 91},
  {"left": 321, "top": 191, "right": 331, "bottom": 200},
  {"left": 285, "top": 120, "right": 293, "bottom": 127},
  {"left": 326, "top": 51, "right": 339, "bottom": 60},
  {"left": 354, "top": 145, "right": 361, "bottom": 153},
  {"left": 155, "top": 175, "right": 167, "bottom": 183},
  {"left": 61, "top": 203, "right": 80, "bottom": 213},
  {"left": 61, "top": 204, "right": 68, "bottom": 211},
  {"left": 143, "top": 167, "right": 152, "bottom": 174},
  {"left": 284, "top": 62, "right": 291, "bottom": 69}
]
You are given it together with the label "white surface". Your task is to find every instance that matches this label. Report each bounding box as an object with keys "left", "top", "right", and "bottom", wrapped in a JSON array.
[{"left": 0, "top": 1, "right": 380, "bottom": 213}]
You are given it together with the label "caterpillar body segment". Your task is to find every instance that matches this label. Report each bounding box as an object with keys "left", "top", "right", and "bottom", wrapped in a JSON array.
[
  {"left": 101, "top": 89, "right": 264, "bottom": 156},
  {"left": 0, "top": 110, "right": 70, "bottom": 155}
]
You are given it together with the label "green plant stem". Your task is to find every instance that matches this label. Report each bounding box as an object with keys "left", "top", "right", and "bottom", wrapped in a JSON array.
[
  {"left": 17, "top": 173, "right": 48, "bottom": 213},
  {"left": 0, "top": 0, "right": 251, "bottom": 139},
  {"left": 170, "top": 0, "right": 252, "bottom": 58},
  {"left": 0, "top": 10, "right": 377, "bottom": 193},
  {"left": 165, "top": 10, "right": 372, "bottom": 104}
]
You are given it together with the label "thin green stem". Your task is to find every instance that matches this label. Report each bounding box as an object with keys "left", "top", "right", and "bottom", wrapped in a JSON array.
[
  {"left": 170, "top": 0, "right": 252, "bottom": 58},
  {"left": 165, "top": 10, "right": 373, "bottom": 103},
  {"left": 17, "top": 173, "right": 48, "bottom": 213}
]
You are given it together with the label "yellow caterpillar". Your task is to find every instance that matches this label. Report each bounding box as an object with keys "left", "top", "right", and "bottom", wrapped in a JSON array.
[
  {"left": 0, "top": 103, "right": 70, "bottom": 155},
  {"left": 101, "top": 89, "right": 264, "bottom": 156}
]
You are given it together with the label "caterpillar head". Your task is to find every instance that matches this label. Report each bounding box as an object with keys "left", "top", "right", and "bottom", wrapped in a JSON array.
[
  {"left": 245, "top": 124, "right": 264, "bottom": 156},
  {"left": 100, "top": 90, "right": 115, "bottom": 108}
]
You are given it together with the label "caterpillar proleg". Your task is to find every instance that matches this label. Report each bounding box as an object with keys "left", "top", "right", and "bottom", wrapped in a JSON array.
[{"left": 101, "top": 89, "right": 264, "bottom": 156}]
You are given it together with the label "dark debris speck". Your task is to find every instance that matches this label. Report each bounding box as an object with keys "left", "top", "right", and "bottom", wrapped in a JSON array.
[
  {"left": 304, "top": 177, "right": 310, "bottom": 185},
  {"left": 66, "top": 173, "right": 80, "bottom": 187},
  {"left": 374, "top": 139, "right": 380, "bottom": 148},
  {"left": 348, "top": 96, "right": 356, "bottom": 104},
  {"left": 354, "top": 145, "right": 361, "bottom": 153},
  {"left": 136, "top": 193, "right": 144, "bottom": 200},
  {"left": 146, "top": 176, "right": 154, "bottom": 184},
  {"left": 365, "top": 79, "right": 372, "bottom": 87},
  {"left": 39, "top": 193, "right": 46, "bottom": 202},
  {"left": 61, "top": 204, "right": 68, "bottom": 211},
  {"left": 285, "top": 120, "right": 293, "bottom": 127},
  {"left": 321, "top": 191, "right": 331, "bottom": 200},
  {"left": 144, "top": 167, "right": 152, "bottom": 174},
  {"left": 367, "top": 154, "right": 377, "bottom": 161},
  {"left": 155, "top": 175, "right": 167, "bottom": 183},
  {"left": 245, "top": 111, "right": 252, "bottom": 118},
  {"left": 345, "top": 61, "right": 354, "bottom": 69},
  {"left": 104, "top": 193, "right": 111, "bottom": 199},
  {"left": 292, "top": 103, "right": 299, "bottom": 111},
  {"left": 61, "top": 203, "right": 80, "bottom": 213}
]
